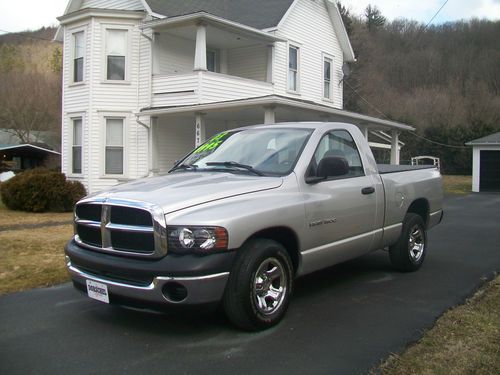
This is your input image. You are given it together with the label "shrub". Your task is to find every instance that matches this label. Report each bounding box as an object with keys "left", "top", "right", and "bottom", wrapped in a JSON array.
[{"left": 0, "top": 168, "right": 86, "bottom": 212}]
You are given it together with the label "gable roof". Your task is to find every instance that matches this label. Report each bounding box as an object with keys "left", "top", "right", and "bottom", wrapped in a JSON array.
[
  {"left": 466, "top": 132, "right": 500, "bottom": 146},
  {"left": 145, "top": 0, "right": 295, "bottom": 29}
]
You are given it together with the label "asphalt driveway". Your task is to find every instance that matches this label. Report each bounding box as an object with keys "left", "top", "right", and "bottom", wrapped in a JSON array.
[{"left": 1, "top": 193, "right": 499, "bottom": 375}]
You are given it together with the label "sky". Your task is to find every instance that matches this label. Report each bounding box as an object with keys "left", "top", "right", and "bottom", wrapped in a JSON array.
[{"left": 0, "top": 0, "right": 499, "bottom": 34}]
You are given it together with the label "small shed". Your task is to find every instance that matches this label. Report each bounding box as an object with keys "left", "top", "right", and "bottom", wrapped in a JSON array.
[
  {"left": 0, "top": 144, "right": 61, "bottom": 172},
  {"left": 466, "top": 132, "right": 500, "bottom": 192}
]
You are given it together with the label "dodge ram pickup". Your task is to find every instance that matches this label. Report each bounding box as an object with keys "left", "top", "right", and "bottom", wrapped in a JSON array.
[{"left": 65, "top": 122, "right": 443, "bottom": 330}]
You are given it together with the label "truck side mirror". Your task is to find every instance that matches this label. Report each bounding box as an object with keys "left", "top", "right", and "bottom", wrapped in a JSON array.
[{"left": 306, "top": 156, "right": 349, "bottom": 184}]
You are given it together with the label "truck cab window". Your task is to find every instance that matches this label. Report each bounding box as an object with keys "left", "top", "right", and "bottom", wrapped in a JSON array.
[{"left": 308, "top": 130, "right": 364, "bottom": 178}]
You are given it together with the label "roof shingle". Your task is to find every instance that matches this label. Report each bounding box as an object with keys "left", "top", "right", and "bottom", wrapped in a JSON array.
[
  {"left": 466, "top": 132, "right": 500, "bottom": 145},
  {"left": 145, "top": 0, "right": 295, "bottom": 29}
]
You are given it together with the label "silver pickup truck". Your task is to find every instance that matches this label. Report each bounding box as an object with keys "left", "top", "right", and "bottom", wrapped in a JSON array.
[{"left": 65, "top": 122, "right": 443, "bottom": 330}]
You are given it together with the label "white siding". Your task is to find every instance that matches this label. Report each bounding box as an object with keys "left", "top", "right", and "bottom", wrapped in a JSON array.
[
  {"left": 201, "top": 72, "right": 273, "bottom": 103},
  {"left": 62, "top": 21, "right": 92, "bottom": 191},
  {"left": 227, "top": 45, "right": 267, "bottom": 81},
  {"left": 155, "top": 34, "right": 195, "bottom": 75},
  {"left": 155, "top": 117, "right": 195, "bottom": 173},
  {"left": 274, "top": 0, "right": 344, "bottom": 108},
  {"left": 81, "top": 0, "right": 143, "bottom": 10},
  {"left": 151, "top": 72, "right": 273, "bottom": 108}
]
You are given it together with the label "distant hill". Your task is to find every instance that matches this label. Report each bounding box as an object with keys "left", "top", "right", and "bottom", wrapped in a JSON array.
[
  {"left": 337, "top": 3, "right": 500, "bottom": 173},
  {"left": 0, "top": 27, "right": 58, "bottom": 45},
  {"left": 0, "top": 26, "right": 62, "bottom": 149}
]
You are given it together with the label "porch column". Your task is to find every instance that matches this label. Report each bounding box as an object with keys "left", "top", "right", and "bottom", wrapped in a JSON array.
[
  {"left": 266, "top": 44, "right": 274, "bottom": 83},
  {"left": 195, "top": 112, "right": 206, "bottom": 147},
  {"left": 264, "top": 105, "right": 276, "bottom": 124},
  {"left": 360, "top": 125, "right": 369, "bottom": 140},
  {"left": 194, "top": 22, "right": 207, "bottom": 71},
  {"left": 151, "top": 117, "right": 159, "bottom": 174},
  {"left": 390, "top": 130, "right": 400, "bottom": 165}
]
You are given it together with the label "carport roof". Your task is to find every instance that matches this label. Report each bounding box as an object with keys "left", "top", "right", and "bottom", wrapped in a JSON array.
[
  {"left": 465, "top": 132, "right": 500, "bottom": 146},
  {"left": 0, "top": 144, "right": 61, "bottom": 157},
  {"left": 139, "top": 95, "right": 415, "bottom": 132}
]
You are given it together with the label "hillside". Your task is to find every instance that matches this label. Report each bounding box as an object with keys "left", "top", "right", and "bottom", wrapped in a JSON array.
[
  {"left": 0, "top": 27, "right": 61, "bottom": 149},
  {"left": 339, "top": 4, "right": 500, "bottom": 173}
]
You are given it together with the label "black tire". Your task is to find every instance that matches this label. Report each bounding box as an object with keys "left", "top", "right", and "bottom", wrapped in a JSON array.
[
  {"left": 223, "top": 238, "right": 293, "bottom": 331},
  {"left": 389, "top": 213, "right": 427, "bottom": 272}
]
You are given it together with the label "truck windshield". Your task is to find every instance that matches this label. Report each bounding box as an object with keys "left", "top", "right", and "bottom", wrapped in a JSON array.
[{"left": 172, "top": 128, "right": 313, "bottom": 176}]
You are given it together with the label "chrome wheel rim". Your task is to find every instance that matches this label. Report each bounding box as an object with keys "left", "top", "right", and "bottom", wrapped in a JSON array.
[
  {"left": 253, "top": 258, "right": 287, "bottom": 315},
  {"left": 408, "top": 225, "right": 425, "bottom": 262}
]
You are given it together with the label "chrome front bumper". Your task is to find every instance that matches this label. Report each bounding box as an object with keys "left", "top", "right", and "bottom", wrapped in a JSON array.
[{"left": 67, "top": 261, "right": 229, "bottom": 306}]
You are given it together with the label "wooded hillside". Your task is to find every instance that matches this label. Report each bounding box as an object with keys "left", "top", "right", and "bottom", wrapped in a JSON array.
[
  {"left": 339, "top": 3, "right": 500, "bottom": 174},
  {"left": 0, "top": 27, "right": 61, "bottom": 149}
]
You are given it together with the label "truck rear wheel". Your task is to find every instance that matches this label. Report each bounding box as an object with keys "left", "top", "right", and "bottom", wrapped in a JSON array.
[
  {"left": 223, "top": 239, "right": 293, "bottom": 331},
  {"left": 389, "top": 213, "right": 427, "bottom": 272}
]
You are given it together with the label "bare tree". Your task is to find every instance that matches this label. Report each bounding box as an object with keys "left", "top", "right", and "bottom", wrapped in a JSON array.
[{"left": 0, "top": 71, "right": 61, "bottom": 143}]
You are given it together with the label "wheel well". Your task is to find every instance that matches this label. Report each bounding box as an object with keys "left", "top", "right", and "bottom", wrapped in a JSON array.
[
  {"left": 248, "top": 227, "right": 300, "bottom": 274},
  {"left": 407, "top": 199, "right": 430, "bottom": 227}
]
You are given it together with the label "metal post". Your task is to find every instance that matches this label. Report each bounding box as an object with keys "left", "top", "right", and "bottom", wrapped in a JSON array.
[{"left": 390, "top": 131, "right": 400, "bottom": 165}]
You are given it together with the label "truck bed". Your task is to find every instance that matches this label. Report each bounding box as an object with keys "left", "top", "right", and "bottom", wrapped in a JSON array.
[{"left": 377, "top": 164, "right": 437, "bottom": 174}]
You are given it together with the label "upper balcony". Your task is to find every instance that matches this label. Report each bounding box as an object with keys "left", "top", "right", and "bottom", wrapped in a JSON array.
[{"left": 145, "top": 12, "right": 284, "bottom": 109}]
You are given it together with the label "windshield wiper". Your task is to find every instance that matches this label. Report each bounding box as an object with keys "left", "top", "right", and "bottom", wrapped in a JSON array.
[
  {"left": 170, "top": 163, "right": 198, "bottom": 172},
  {"left": 206, "top": 161, "right": 264, "bottom": 176}
]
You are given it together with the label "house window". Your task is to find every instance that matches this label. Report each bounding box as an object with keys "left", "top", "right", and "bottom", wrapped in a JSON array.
[
  {"left": 106, "top": 29, "right": 127, "bottom": 80},
  {"left": 323, "top": 57, "right": 332, "bottom": 100},
  {"left": 72, "top": 118, "right": 83, "bottom": 174},
  {"left": 288, "top": 45, "right": 299, "bottom": 92},
  {"left": 207, "top": 49, "right": 219, "bottom": 72},
  {"left": 73, "top": 32, "right": 84, "bottom": 82},
  {"left": 105, "top": 118, "right": 124, "bottom": 174}
]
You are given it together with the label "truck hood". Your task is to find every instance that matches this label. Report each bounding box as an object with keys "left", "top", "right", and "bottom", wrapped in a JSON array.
[{"left": 88, "top": 172, "right": 283, "bottom": 214}]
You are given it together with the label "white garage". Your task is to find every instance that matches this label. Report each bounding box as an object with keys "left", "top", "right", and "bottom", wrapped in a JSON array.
[{"left": 466, "top": 132, "right": 500, "bottom": 192}]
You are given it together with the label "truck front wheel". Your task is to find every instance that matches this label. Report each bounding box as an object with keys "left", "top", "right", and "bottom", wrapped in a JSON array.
[
  {"left": 389, "top": 213, "right": 427, "bottom": 272},
  {"left": 223, "top": 239, "right": 293, "bottom": 331}
]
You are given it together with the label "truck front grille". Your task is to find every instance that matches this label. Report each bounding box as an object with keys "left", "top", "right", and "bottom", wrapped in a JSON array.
[{"left": 74, "top": 199, "right": 167, "bottom": 258}]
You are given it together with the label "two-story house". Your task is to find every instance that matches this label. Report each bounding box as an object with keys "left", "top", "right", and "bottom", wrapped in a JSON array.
[{"left": 56, "top": 0, "right": 413, "bottom": 193}]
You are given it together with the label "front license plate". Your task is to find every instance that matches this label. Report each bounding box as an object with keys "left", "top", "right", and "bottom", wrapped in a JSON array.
[{"left": 86, "top": 279, "right": 109, "bottom": 304}]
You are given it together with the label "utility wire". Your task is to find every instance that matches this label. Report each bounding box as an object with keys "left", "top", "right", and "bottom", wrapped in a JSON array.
[
  {"left": 344, "top": 0, "right": 467, "bottom": 149},
  {"left": 424, "top": 0, "right": 450, "bottom": 29}
]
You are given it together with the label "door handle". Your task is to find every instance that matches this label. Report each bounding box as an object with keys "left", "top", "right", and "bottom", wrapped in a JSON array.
[{"left": 361, "top": 186, "right": 375, "bottom": 195}]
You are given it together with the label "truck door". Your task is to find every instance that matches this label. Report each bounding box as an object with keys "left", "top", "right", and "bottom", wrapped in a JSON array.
[{"left": 299, "top": 129, "right": 383, "bottom": 274}]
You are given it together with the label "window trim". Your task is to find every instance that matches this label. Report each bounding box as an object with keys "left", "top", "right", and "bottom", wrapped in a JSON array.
[
  {"left": 287, "top": 43, "right": 300, "bottom": 94},
  {"left": 305, "top": 129, "right": 366, "bottom": 183},
  {"left": 68, "top": 113, "right": 85, "bottom": 178},
  {"left": 102, "top": 25, "right": 131, "bottom": 83},
  {"left": 322, "top": 53, "right": 334, "bottom": 102},
  {"left": 69, "top": 26, "right": 87, "bottom": 85},
  {"left": 206, "top": 48, "right": 220, "bottom": 73},
  {"left": 101, "top": 113, "right": 128, "bottom": 178}
]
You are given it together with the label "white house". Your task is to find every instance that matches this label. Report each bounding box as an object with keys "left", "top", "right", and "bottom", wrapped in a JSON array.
[{"left": 56, "top": 0, "right": 413, "bottom": 194}]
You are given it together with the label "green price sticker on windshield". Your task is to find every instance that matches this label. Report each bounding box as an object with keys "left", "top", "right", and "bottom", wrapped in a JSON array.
[{"left": 193, "top": 132, "right": 229, "bottom": 154}]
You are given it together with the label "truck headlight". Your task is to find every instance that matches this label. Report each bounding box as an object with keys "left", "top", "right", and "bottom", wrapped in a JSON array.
[{"left": 167, "top": 226, "right": 228, "bottom": 253}]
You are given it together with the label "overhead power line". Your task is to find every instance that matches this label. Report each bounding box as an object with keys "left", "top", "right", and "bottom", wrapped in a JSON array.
[{"left": 424, "top": 0, "right": 450, "bottom": 29}]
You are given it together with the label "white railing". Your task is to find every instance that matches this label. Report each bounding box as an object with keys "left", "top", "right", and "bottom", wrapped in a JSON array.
[{"left": 151, "top": 72, "right": 273, "bottom": 108}]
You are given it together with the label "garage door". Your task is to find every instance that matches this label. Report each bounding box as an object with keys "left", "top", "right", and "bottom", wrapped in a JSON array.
[{"left": 480, "top": 150, "right": 500, "bottom": 191}]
